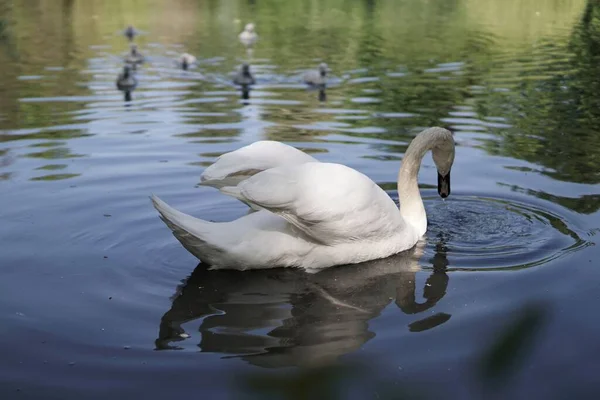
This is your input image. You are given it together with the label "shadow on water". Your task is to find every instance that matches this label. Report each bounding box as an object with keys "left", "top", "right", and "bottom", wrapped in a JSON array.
[{"left": 156, "top": 238, "right": 449, "bottom": 367}]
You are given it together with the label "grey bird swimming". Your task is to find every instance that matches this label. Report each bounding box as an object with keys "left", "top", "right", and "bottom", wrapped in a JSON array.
[
  {"left": 233, "top": 63, "right": 255, "bottom": 100},
  {"left": 116, "top": 65, "right": 137, "bottom": 101},
  {"left": 233, "top": 63, "right": 256, "bottom": 86},
  {"left": 124, "top": 25, "right": 137, "bottom": 41},
  {"left": 304, "top": 62, "right": 328, "bottom": 87},
  {"left": 125, "top": 44, "right": 144, "bottom": 66}
]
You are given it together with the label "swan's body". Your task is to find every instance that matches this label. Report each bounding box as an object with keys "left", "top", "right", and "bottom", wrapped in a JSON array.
[
  {"left": 239, "top": 23, "right": 258, "bottom": 47},
  {"left": 304, "top": 63, "right": 328, "bottom": 87},
  {"left": 152, "top": 127, "right": 455, "bottom": 271},
  {"left": 179, "top": 53, "right": 196, "bottom": 70}
]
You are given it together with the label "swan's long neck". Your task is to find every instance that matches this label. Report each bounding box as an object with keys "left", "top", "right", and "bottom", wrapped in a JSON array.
[{"left": 397, "top": 128, "right": 445, "bottom": 236}]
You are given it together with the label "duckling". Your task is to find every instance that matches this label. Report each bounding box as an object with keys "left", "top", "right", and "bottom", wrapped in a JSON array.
[
  {"left": 304, "top": 62, "right": 328, "bottom": 87},
  {"left": 124, "top": 44, "right": 144, "bottom": 66},
  {"left": 238, "top": 23, "right": 258, "bottom": 47},
  {"left": 124, "top": 25, "right": 137, "bottom": 41},
  {"left": 179, "top": 53, "right": 196, "bottom": 71},
  {"left": 233, "top": 63, "right": 255, "bottom": 86},
  {"left": 116, "top": 65, "right": 137, "bottom": 101}
]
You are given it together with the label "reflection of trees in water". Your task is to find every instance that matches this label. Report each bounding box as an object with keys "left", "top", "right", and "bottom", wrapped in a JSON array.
[
  {"left": 481, "top": 0, "right": 600, "bottom": 185},
  {"left": 340, "top": 26, "right": 498, "bottom": 143},
  {"left": 499, "top": 182, "right": 600, "bottom": 215},
  {"left": 156, "top": 239, "right": 450, "bottom": 368}
]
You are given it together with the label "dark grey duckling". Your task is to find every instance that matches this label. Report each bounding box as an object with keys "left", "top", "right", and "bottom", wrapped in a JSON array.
[
  {"left": 233, "top": 63, "right": 255, "bottom": 86},
  {"left": 125, "top": 44, "right": 144, "bottom": 66},
  {"left": 124, "top": 25, "right": 137, "bottom": 41},
  {"left": 116, "top": 65, "right": 137, "bottom": 101}
]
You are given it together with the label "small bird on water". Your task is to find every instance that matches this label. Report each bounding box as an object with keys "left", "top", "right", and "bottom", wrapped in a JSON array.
[
  {"left": 116, "top": 65, "right": 137, "bottom": 101},
  {"left": 238, "top": 23, "right": 258, "bottom": 48},
  {"left": 233, "top": 63, "right": 255, "bottom": 100},
  {"left": 125, "top": 44, "right": 144, "bottom": 66},
  {"left": 124, "top": 25, "right": 137, "bottom": 41},
  {"left": 179, "top": 53, "right": 196, "bottom": 71},
  {"left": 233, "top": 63, "right": 256, "bottom": 86},
  {"left": 304, "top": 62, "right": 328, "bottom": 87}
]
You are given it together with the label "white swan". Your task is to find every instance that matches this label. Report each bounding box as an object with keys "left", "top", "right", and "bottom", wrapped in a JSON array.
[{"left": 151, "top": 127, "right": 455, "bottom": 271}]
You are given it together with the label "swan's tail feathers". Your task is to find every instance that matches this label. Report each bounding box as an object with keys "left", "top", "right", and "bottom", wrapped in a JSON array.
[{"left": 150, "top": 195, "right": 225, "bottom": 263}]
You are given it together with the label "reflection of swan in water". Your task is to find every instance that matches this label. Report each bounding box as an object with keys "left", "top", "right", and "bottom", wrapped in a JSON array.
[{"left": 156, "top": 237, "right": 450, "bottom": 367}]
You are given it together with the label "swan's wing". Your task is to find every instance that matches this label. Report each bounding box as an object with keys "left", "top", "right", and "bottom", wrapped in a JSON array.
[
  {"left": 200, "top": 141, "right": 318, "bottom": 188},
  {"left": 220, "top": 162, "right": 405, "bottom": 244}
]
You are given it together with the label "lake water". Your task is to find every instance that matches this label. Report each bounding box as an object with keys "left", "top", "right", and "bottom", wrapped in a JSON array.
[{"left": 1, "top": 0, "right": 600, "bottom": 399}]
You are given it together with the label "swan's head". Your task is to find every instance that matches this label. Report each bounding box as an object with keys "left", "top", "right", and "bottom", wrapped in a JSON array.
[
  {"left": 319, "top": 63, "right": 328, "bottom": 76},
  {"left": 431, "top": 130, "right": 455, "bottom": 198},
  {"left": 123, "top": 65, "right": 132, "bottom": 77},
  {"left": 245, "top": 23, "right": 255, "bottom": 33}
]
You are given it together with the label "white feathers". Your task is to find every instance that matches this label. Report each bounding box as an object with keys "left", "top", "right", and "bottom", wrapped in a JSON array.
[
  {"left": 239, "top": 23, "right": 258, "bottom": 47},
  {"left": 222, "top": 163, "right": 405, "bottom": 244},
  {"left": 200, "top": 141, "right": 317, "bottom": 188}
]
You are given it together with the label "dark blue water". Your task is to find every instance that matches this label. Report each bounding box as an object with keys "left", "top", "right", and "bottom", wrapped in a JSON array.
[{"left": 1, "top": 1, "right": 600, "bottom": 399}]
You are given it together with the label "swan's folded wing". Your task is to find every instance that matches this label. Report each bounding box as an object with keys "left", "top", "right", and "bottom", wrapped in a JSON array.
[
  {"left": 200, "top": 141, "right": 317, "bottom": 188},
  {"left": 220, "top": 162, "right": 404, "bottom": 244}
]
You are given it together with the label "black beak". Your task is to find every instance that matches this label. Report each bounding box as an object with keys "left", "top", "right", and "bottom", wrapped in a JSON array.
[{"left": 437, "top": 171, "right": 451, "bottom": 198}]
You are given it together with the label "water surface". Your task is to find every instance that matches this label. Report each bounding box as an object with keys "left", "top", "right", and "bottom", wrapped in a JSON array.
[{"left": 1, "top": 1, "right": 600, "bottom": 399}]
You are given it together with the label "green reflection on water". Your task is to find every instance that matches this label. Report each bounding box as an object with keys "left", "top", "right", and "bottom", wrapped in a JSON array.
[
  {"left": 35, "top": 164, "right": 68, "bottom": 171},
  {"left": 0, "top": 0, "right": 597, "bottom": 200},
  {"left": 24, "top": 147, "right": 84, "bottom": 159},
  {"left": 480, "top": 1, "right": 600, "bottom": 184},
  {"left": 30, "top": 173, "right": 80, "bottom": 181}
]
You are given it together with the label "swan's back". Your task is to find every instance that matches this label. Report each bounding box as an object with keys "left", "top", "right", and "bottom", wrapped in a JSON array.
[
  {"left": 228, "top": 162, "right": 406, "bottom": 244},
  {"left": 200, "top": 141, "right": 317, "bottom": 188}
]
